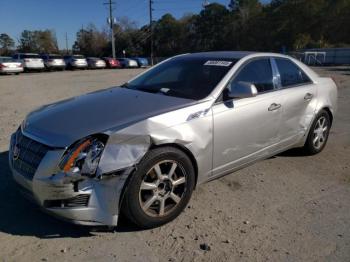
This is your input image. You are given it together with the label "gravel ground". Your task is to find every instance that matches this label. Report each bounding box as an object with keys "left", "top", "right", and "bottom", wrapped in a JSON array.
[{"left": 0, "top": 67, "right": 349, "bottom": 262}]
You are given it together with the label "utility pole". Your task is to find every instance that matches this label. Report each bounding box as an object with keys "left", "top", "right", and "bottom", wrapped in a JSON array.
[
  {"left": 149, "top": 0, "right": 154, "bottom": 65},
  {"left": 65, "top": 32, "right": 69, "bottom": 54},
  {"left": 104, "top": 0, "right": 116, "bottom": 58}
]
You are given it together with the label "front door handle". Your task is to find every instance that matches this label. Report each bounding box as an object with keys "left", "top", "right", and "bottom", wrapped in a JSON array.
[
  {"left": 268, "top": 103, "right": 281, "bottom": 111},
  {"left": 304, "top": 93, "right": 314, "bottom": 101}
]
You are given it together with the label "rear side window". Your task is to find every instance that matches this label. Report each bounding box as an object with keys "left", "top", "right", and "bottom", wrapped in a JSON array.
[
  {"left": 275, "top": 58, "right": 311, "bottom": 87},
  {"left": 233, "top": 58, "right": 274, "bottom": 93}
]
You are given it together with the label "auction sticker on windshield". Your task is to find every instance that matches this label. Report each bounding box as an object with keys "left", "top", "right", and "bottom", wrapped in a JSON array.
[{"left": 204, "top": 60, "right": 232, "bottom": 66}]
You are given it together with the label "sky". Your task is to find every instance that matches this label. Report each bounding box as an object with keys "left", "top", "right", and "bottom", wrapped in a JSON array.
[{"left": 0, "top": 0, "right": 270, "bottom": 50}]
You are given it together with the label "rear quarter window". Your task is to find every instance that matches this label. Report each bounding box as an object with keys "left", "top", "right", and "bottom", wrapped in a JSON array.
[{"left": 275, "top": 58, "right": 312, "bottom": 87}]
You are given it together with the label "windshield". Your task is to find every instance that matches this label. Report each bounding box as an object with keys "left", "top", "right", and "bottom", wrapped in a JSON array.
[
  {"left": 125, "top": 56, "right": 237, "bottom": 100},
  {"left": 49, "top": 55, "right": 63, "bottom": 59},
  {"left": 0, "top": 57, "right": 13, "bottom": 62}
]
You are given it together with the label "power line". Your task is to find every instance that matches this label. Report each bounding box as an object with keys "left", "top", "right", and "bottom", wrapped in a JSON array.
[{"left": 149, "top": 0, "right": 154, "bottom": 65}]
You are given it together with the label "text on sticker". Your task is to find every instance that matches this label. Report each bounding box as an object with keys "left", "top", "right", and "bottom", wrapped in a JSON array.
[{"left": 204, "top": 61, "right": 232, "bottom": 67}]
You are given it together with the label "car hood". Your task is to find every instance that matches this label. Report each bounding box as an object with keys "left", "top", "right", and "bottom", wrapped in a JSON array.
[{"left": 23, "top": 87, "right": 194, "bottom": 147}]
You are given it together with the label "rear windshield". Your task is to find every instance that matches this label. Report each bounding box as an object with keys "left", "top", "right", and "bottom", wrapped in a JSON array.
[
  {"left": 125, "top": 57, "right": 237, "bottom": 100},
  {"left": 22, "top": 54, "right": 40, "bottom": 58},
  {"left": 73, "top": 55, "right": 84, "bottom": 59},
  {"left": 0, "top": 57, "right": 13, "bottom": 62},
  {"left": 49, "top": 55, "right": 63, "bottom": 59}
]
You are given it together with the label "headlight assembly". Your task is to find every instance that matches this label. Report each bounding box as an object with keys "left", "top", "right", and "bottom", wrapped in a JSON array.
[{"left": 59, "top": 137, "right": 105, "bottom": 177}]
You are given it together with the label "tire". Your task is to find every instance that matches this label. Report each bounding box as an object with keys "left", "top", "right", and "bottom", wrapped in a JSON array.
[
  {"left": 303, "top": 110, "right": 331, "bottom": 155},
  {"left": 122, "top": 147, "right": 195, "bottom": 229}
]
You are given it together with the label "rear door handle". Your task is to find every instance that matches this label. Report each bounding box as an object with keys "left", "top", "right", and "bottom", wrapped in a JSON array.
[
  {"left": 268, "top": 103, "right": 281, "bottom": 111},
  {"left": 304, "top": 93, "right": 314, "bottom": 101}
]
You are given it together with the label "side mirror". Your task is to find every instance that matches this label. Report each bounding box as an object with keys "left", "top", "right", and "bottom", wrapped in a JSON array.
[{"left": 228, "top": 81, "right": 258, "bottom": 99}]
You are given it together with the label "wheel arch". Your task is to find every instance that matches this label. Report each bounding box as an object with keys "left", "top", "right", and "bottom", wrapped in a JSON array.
[
  {"left": 118, "top": 142, "right": 199, "bottom": 211},
  {"left": 321, "top": 106, "right": 333, "bottom": 127},
  {"left": 149, "top": 143, "right": 199, "bottom": 188}
]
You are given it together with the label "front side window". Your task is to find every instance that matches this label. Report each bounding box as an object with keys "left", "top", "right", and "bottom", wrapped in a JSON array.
[
  {"left": 231, "top": 58, "right": 274, "bottom": 93},
  {"left": 125, "top": 57, "right": 237, "bottom": 100},
  {"left": 275, "top": 58, "right": 311, "bottom": 87}
]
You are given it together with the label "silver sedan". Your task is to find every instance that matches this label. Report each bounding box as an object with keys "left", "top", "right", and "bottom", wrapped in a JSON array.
[{"left": 9, "top": 52, "right": 337, "bottom": 228}]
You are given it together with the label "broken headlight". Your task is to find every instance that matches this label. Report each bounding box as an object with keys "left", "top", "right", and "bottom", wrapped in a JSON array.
[{"left": 59, "top": 138, "right": 105, "bottom": 177}]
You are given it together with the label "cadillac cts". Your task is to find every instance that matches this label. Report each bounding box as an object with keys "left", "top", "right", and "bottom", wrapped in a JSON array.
[{"left": 9, "top": 52, "right": 337, "bottom": 228}]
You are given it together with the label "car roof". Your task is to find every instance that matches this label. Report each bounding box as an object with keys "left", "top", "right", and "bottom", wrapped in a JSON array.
[{"left": 184, "top": 51, "right": 257, "bottom": 59}]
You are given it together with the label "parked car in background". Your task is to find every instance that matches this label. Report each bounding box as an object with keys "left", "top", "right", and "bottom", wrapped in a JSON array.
[
  {"left": 9, "top": 51, "right": 337, "bottom": 229},
  {"left": 0, "top": 56, "right": 23, "bottom": 75},
  {"left": 86, "top": 57, "right": 106, "bottom": 69},
  {"left": 102, "top": 57, "right": 121, "bottom": 69},
  {"left": 12, "top": 53, "right": 44, "bottom": 71},
  {"left": 64, "top": 55, "right": 88, "bottom": 70},
  {"left": 117, "top": 58, "right": 138, "bottom": 68},
  {"left": 41, "top": 54, "right": 66, "bottom": 71},
  {"left": 132, "top": 57, "right": 149, "bottom": 68}
]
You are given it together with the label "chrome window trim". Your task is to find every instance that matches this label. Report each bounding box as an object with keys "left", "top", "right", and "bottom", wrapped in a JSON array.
[{"left": 214, "top": 56, "right": 279, "bottom": 104}]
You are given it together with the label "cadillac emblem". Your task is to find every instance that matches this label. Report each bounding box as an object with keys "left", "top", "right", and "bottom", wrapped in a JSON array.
[{"left": 13, "top": 144, "right": 20, "bottom": 160}]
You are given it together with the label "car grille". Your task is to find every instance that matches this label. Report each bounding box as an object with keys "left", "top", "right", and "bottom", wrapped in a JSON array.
[
  {"left": 43, "top": 194, "right": 91, "bottom": 208},
  {"left": 11, "top": 130, "right": 51, "bottom": 180}
]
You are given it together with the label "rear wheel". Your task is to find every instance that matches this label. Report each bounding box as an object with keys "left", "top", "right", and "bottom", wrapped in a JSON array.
[
  {"left": 122, "top": 147, "right": 195, "bottom": 228},
  {"left": 303, "top": 110, "right": 331, "bottom": 155}
]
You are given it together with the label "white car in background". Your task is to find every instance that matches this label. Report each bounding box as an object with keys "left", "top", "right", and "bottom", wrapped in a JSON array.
[
  {"left": 117, "top": 58, "right": 138, "bottom": 68},
  {"left": 0, "top": 56, "right": 23, "bottom": 75},
  {"left": 41, "top": 54, "right": 66, "bottom": 71},
  {"left": 12, "top": 53, "right": 45, "bottom": 71},
  {"left": 86, "top": 57, "right": 106, "bottom": 69},
  {"left": 64, "top": 55, "right": 88, "bottom": 70}
]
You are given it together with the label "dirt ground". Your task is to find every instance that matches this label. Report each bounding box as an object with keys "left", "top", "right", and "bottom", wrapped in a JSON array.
[{"left": 0, "top": 67, "right": 349, "bottom": 262}]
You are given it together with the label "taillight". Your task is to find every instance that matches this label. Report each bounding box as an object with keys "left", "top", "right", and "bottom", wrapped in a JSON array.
[{"left": 0, "top": 64, "right": 4, "bottom": 68}]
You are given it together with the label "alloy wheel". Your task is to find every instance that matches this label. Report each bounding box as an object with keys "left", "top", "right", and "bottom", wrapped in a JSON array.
[
  {"left": 139, "top": 160, "right": 187, "bottom": 217},
  {"left": 312, "top": 116, "right": 328, "bottom": 150}
]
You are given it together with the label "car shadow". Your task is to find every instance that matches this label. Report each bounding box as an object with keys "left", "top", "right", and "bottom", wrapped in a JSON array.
[
  {"left": 0, "top": 151, "right": 140, "bottom": 238},
  {"left": 277, "top": 148, "right": 310, "bottom": 157}
]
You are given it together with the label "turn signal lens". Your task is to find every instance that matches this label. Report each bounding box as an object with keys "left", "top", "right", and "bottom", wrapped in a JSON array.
[{"left": 62, "top": 140, "right": 91, "bottom": 172}]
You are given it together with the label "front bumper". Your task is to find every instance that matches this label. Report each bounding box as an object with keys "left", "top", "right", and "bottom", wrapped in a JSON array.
[
  {"left": 89, "top": 63, "right": 105, "bottom": 68},
  {"left": 72, "top": 62, "right": 87, "bottom": 68},
  {"left": 24, "top": 64, "right": 45, "bottom": 70},
  {"left": 0, "top": 67, "right": 23, "bottom": 74},
  {"left": 47, "top": 63, "right": 66, "bottom": 68},
  {"left": 9, "top": 131, "right": 130, "bottom": 226}
]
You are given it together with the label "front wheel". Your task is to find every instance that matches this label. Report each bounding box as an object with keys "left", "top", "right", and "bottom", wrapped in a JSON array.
[
  {"left": 122, "top": 147, "right": 195, "bottom": 229},
  {"left": 303, "top": 110, "right": 331, "bottom": 155}
]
